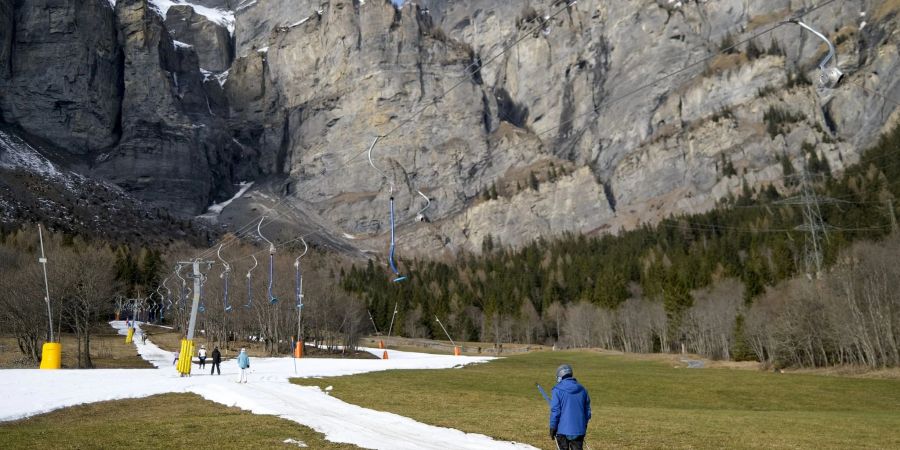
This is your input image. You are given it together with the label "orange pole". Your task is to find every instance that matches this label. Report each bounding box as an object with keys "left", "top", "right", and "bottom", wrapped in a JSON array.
[{"left": 454, "top": 346, "right": 461, "bottom": 356}]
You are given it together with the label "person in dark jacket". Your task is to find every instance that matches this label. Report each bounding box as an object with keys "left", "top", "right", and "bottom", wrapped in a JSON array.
[
  {"left": 210, "top": 347, "right": 222, "bottom": 375},
  {"left": 549, "top": 364, "right": 591, "bottom": 450}
]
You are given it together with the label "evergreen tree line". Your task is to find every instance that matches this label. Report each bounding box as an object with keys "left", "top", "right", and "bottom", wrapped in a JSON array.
[{"left": 343, "top": 125, "right": 900, "bottom": 368}]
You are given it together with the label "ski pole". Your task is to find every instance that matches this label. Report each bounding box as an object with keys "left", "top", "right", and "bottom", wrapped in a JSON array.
[
  {"left": 536, "top": 382, "right": 551, "bottom": 405},
  {"left": 536, "top": 383, "right": 562, "bottom": 450}
]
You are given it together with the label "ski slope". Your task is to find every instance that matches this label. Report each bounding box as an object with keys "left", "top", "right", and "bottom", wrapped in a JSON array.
[{"left": 0, "top": 321, "right": 536, "bottom": 450}]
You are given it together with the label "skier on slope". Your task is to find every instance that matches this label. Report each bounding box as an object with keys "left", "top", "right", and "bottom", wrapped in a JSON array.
[
  {"left": 237, "top": 348, "right": 250, "bottom": 383},
  {"left": 210, "top": 347, "right": 222, "bottom": 375},
  {"left": 549, "top": 364, "right": 591, "bottom": 450},
  {"left": 198, "top": 345, "right": 207, "bottom": 369}
]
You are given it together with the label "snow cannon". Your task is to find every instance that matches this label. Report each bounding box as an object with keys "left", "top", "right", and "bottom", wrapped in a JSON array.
[
  {"left": 39, "top": 342, "right": 61, "bottom": 370},
  {"left": 125, "top": 327, "right": 135, "bottom": 344},
  {"left": 294, "top": 340, "right": 304, "bottom": 358},
  {"left": 177, "top": 338, "right": 195, "bottom": 376}
]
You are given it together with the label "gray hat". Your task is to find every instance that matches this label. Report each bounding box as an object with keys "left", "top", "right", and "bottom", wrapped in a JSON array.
[{"left": 556, "top": 364, "right": 573, "bottom": 381}]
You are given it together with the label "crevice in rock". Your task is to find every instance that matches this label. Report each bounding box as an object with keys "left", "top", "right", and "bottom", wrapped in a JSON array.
[
  {"left": 354, "top": 0, "right": 363, "bottom": 50},
  {"left": 821, "top": 102, "right": 837, "bottom": 136},
  {"left": 555, "top": 73, "right": 576, "bottom": 148},
  {"left": 601, "top": 179, "right": 617, "bottom": 213},
  {"left": 389, "top": 2, "right": 402, "bottom": 32},
  {"left": 470, "top": 53, "right": 484, "bottom": 85},
  {"left": 494, "top": 87, "right": 528, "bottom": 129},
  {"left": 111, "top": 39, "right": 125, "bottom": 147},
  {"left": 277, "top": 109, "right": 292, "bottom": 174},
  {"left": 480, "top": 90, "right": 492, "bottom": 134}
]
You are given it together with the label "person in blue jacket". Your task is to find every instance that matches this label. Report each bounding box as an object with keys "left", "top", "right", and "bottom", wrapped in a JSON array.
[
  {"left": 237, "top": 348, "right": 250, "bottom": 383},
  {"left": 549, "top": 364, "right": 591, "bottom": 450}
]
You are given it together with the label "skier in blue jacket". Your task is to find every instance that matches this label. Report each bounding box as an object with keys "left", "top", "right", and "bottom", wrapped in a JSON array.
[
  {"left": 237, "top": 348, "right": 250, "bottom": 383},
  {"left": 549, "top": 364, "right": 591, "bottom": 450}
]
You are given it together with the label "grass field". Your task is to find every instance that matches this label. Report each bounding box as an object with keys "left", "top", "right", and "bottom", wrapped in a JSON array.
[
  {"left": 292, "top": 350, "right": 900, "bottom": 449},
  {"left": 0, "top": 324, "right": 151, "bottom": 369},
  {"left": 0, "top": 393, "right": 359, "bottom": 449}
]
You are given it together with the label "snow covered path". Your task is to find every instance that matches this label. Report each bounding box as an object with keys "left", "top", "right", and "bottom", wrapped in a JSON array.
[{"left": 0, "top": 321, "right": 536, "bottom": 449}]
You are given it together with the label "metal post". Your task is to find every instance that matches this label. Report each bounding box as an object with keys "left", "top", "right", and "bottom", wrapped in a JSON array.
[
  {"left": 38, "top": 225, "right": 54, "bottom": 342},
  {"left": 387, "top": 302, "right": 398, "bottom": 337},
  {"left": 186, "top": 260, "right": 202, "bottom": 340},
  {"left": 435, "top": 316, "right": 456, "bottom": 347}
]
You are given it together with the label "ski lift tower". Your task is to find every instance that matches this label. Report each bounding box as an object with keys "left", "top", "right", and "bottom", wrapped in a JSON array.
[{"left": 175, "top": 258, "right": 214, "bottom": 376}]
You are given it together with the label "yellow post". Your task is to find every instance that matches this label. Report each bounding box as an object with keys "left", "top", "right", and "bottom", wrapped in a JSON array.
[
  {"left": 39, "top": 342, "right": 61, "bottom": 370},
  {"left": 125, "top": 327, "right": 135, "bottom": 344},
  {"left": 177, "top": 339, "right": 194, "bottom": 376}
]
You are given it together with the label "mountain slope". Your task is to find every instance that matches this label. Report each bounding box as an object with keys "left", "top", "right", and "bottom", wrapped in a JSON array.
[{"left": 1, "top": 0, "right": 898, "bottom": 256}]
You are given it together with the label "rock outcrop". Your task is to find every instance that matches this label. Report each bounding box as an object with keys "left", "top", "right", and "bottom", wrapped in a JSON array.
[
  {"left": 0, "top": 0, "right": 121, "bottom": 153},
  {"left": 165, "top": 5, "right": 234, "bottom": 71}
]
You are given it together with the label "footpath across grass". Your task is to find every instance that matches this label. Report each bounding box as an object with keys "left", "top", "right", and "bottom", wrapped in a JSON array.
[
  {"left": 292, "top": 350, "right": 900, "bottom": 449},
  {"left": 0, "top": 393, "right": 359, "bottom": 449}
]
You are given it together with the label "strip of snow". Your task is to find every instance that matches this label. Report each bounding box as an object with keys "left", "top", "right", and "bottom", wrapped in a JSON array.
[
  {"left": 235, "top": 0, "right": 257, "bottom": 12},
  {"left": 288, "top": 17, "right": 311, "bottom": 28},
  {"left": 2, "top": 322, "right": 533, "bottom": 450},
  {"left": 257, "top": 46, "right": 269, "bottom": 53},
  {"left": 173, "top": 40, "right": 193, "bottom": 49},
  {"left": 0, "top": 130, "right": 62, "bottom": 178},
  {"left": 149, "top": 0, "right": 235, "bottom": 34},
  {"left": 205, "top": 181, "right": 254, "bottom": 215}
]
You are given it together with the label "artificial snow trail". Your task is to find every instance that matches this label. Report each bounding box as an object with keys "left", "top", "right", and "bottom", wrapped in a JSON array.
[{"left": 0, "top": 321, "right": 536, "bottom": 450}]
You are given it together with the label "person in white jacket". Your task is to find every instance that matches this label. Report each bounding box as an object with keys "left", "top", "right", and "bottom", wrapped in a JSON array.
[{"left": 198, "top": 345, "right": 207, "bottom": 369}]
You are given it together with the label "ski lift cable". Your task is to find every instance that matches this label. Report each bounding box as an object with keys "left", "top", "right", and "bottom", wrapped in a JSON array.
[
  {"left": 174, "top": 264, "right": 188, "bottom": 309},
  {"left": 294, "top": 236, "right": 308, "bottom": 364},
  {"left": 388, "top": 192, "right": 406, "bottom": 281},
  {"left": 368, "top": 136, "right": 407, "bottom": 281},
  {"left": 850, "top": 78, "right": 900, "bottom": 108},
  {"left": 193, "top": 198, "right": 293, "bottom": 261},
  {"left": 536, "top": 0, "right": 840, "bottom": 138},
  {"left": 294, "top": 236, "right": 309, "bottom": 308},
  {"left": 257, "top": 217, "right": 278, "bottom": 303},
  {"left": 217, "top": 244, "right": 233, "bottom": 312},
  {"left": 161, "top": 275, "right": 173, "bottom": 310},
  {"left": 245, "top": 254, "right": 258, "bottom": 308}
]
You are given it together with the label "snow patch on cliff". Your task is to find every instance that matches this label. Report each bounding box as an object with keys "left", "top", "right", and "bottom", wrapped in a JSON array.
[{"left": 149, "top": 0, "right": 235, "bottom": 34}]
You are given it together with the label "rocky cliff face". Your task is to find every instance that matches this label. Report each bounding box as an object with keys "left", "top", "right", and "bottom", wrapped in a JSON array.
[
  {"left": 0, "top": 0, "right": 120, "bottom": 153},
  {"left": 221, "top": 0, "right": 900, "bottom": 256},
  {"left": 1, "top": 0, "right": 899, "bottom": 257}
]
